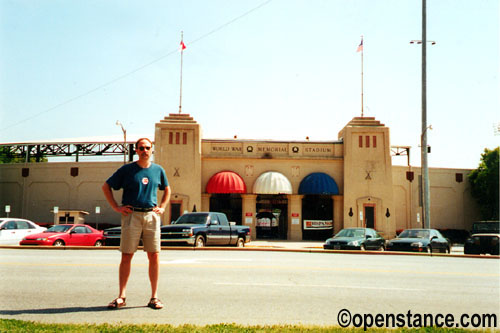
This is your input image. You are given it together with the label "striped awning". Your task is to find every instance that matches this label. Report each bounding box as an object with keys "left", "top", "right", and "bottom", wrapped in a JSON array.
[
  {"left": 298, "top": 172, "right": 339, "bottom": 195},
  {"left": 206, "top": 171, "right": 246, "bottom": 194},
  {"left": 253, "top": 171, "right": 292, "bottom": 194}
]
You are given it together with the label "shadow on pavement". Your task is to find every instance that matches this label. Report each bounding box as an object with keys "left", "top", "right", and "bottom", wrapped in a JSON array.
[{"left": 0, "top": 305, "right": 144, "bottom": 315}]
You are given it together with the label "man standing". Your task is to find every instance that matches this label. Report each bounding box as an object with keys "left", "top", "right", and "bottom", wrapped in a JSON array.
[{"left": 102, "top": 138, "right": 170, "bottom": 310}]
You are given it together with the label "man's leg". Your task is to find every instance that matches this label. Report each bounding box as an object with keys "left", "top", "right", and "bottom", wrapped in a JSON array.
[
  {"left": 147, "top": 251, "right": 159, "bottom": 299},
  {"left": 119, "top": 252, "right": 134, "bottom": 298}
]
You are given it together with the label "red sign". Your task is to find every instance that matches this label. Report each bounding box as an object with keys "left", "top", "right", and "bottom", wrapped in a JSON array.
[
  {"left": 245, "top": 212, "right": 253, "bottom": 217},
  {"left": 292, "top": 213, "right": 299, "bottom": 217}
]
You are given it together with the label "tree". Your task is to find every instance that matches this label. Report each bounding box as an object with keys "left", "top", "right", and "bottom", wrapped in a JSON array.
[
  {"left": 0, "top": 146, "right": 47, "bottom": 163},
  {"left": 468, "top": 147, "right": 499, "bottom": 220}
]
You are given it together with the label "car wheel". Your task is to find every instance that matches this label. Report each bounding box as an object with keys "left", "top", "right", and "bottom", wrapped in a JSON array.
[
  {"left": 360, "top": 244, "right": 366, "bottom": 251},
  {"left": 94, "top": 240, "right": 103, "bottom": 247},
  {"left": 195, "top": 235, "right": 205, "bottom": 247},
  {"left": 53, "top": 240, "right": 64, "bottom": 247},
  {"left": 236, "top": 238, "right": 245, "bottom": 247}
]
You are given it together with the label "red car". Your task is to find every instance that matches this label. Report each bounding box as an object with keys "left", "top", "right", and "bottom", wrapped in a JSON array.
[{"left": 20, "top": 224, "right": 104, "bottom": 247}]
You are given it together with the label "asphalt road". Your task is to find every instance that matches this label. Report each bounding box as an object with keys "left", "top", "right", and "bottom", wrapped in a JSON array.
[{"left": 1, "top": 248, "right": 499, "bottom": 328}]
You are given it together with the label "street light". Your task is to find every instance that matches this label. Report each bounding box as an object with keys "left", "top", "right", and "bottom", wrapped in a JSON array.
[
  {"left": 116, "top": 120, "right": 127, "bottom": 164},
  {"left": 410, "top": 40, "right": 436, "bottom": 45},
  {"left": 410, "top": 0, "right": 435, "bottom": 229}
]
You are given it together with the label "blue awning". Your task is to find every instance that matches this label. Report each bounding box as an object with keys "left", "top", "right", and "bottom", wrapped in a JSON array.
[{"left": 298, "top": 172, "right": 339, "bottom": 195}]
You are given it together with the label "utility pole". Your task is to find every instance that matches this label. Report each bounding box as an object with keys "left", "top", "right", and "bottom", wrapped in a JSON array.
[{"left": 421, "top": 0, "right": 431, "bottom": 229}]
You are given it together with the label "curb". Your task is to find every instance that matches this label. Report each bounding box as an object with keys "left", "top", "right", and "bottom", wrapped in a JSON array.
[{"left": 1, "top": 244, "right": 499, "bottom": 259}]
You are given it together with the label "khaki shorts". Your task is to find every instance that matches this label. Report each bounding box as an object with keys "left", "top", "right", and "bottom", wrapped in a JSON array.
[{"left": 120, "top": 211, "right": 161, "bottom": 253}]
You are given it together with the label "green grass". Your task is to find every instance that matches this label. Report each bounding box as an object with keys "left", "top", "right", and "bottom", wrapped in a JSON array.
[{"left": 0, "top": 319, "right": 492, "bottom": 333}]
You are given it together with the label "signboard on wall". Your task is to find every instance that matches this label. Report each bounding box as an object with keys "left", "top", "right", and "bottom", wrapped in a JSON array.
[{"left": 303, "top": 220, "right": 333, "bottom": 230}]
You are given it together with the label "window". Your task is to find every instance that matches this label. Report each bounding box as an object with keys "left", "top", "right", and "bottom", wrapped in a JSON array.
[
  {"left": 73, "top": 226, "right": 86, "bottom": 234},
  {"left": 169, "top": 132, "right": 173, "bottom": 144},
  {"left": 359, "top": 136, "right": 363, "bottom": 148},
  {"left": 183, "top": 132, "right": 187, "bottom": 144},
  {"left": 175, "top": 132, "right": 180, "bottom": 144},
  {"left": 366, "top": 136, "right": 370, "bottom": 148},
  {"left": 5, "top": 221, "right": 17, "bottom": 229},
  {"left": 210, "top": 214, "right": 219, "bottom": 225},
  {"left": 16, "top": 221, "right": 30, "bottom": 229},
  {"left": 373, "top": 136, "right": 377, "bottom": 147}
]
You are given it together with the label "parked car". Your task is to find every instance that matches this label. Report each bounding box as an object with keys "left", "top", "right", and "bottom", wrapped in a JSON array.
[
  {"left": 20, "top": 224, "right": 104, "bottom": 246},
  {"left": 464, "top": 221, "right": 500, "bottom": 255},
  {"left": 386, "top": 228, "right": 450, "bottom": 253},
  {"left": 161, "top": 212, "right": 251, "bottom": 247},
  {"left": 0, "top": 218, "right": 47, "bottom": 245},
  {"left": 103, "top": 226, "right": 122, "bottom": 246},
  {"left": 323, "top": 228, "right": 385, "bottom": 251}
]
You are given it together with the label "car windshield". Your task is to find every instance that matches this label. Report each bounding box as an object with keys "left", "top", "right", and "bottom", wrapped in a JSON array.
[
  {"left": 399, "top": 229, "right": 430, "bottom": 239},
  {"left": 335, "top": 229, "right": 365, "bottom": 238},
  {"left": 45, "top": 225, "right": 72, "bottom": 233},
  {"left": 173, "top": 214, "right": 209, "bottom": 225},
  {"left": 472, "top": 222, "right": 500, "bottom": 234}
]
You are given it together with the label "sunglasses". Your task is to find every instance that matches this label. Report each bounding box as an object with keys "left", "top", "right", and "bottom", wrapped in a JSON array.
[{"left": 138, "top": 146, "right": 151, "bottom": 151}]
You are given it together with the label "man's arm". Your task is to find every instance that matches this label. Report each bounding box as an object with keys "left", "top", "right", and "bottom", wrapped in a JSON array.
[
  {"left": 102, "top": 182, "right": 132, "bottom": 216},
  {"left": 154, "top": 185, "right": 171, "bottom": 215}
]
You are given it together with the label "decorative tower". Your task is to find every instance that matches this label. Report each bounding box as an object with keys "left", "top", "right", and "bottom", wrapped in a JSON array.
[
  {"left": 154, "top": 113, "right": 202, "bottom": 224},
  {"left": 339, "top": 117, "right": 396, "bottom": 237}
]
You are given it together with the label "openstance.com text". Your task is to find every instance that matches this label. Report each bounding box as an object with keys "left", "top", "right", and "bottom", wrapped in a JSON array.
[{"left": 337, "top": 308, "right": 498, "bottom": 330}]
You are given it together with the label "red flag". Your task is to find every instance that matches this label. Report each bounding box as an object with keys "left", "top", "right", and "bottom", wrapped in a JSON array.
[
  {"left": 357, "top": 39, "right": 363, "bottom": 52},
  {"left": 180, "top": 40, "right": 186, "bottom": 51}
]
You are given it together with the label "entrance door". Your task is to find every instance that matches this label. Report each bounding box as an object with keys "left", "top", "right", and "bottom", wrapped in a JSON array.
[
  {"left": 256, "top": 195, "right": 288, "bottom": 240},
  {"left": 302, "top": 195, "right": 333, "bottom": 240},
  {"left": 170, "top": 203, "right": 181, "bottom": 223},
  {"left": 364, "top": 205, "right": 375, "bottom": 229}
]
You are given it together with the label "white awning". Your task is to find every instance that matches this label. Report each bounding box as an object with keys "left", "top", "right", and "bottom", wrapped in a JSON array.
[{"left": 252, "top": 171, "right": 292, "bottom": 194}]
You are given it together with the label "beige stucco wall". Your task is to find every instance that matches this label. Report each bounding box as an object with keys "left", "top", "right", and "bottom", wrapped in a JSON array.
[
  {"left": 201, "top": 158, "right": 344, "bottom": 196},
  {"left": 0, "top": 115, "right": 482, "bottom": 239},
  {"left": 392, "top": 165, "right": 479, "bottom": 232},
  {"left": 339, "top": 118, "right": 396, "bottom": 237},
  {"left": 154, "top": 114, "right": 202, "bottom": 223},
  {"left": 0, "top": 162, "right": 123, "bottom": 225}
]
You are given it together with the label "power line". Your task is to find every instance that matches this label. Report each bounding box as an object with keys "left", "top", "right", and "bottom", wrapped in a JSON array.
[{"left": 1, "top": 0, "right": 273, "bottom": 132}]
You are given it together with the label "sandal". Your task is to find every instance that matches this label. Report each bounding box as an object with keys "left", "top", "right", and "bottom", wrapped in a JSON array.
[
  {"left": 107, "top": 297, "right": 126, "bottom": 309},
  {"left": 147, "top": 297, "right": 164, "bottom": 310}
]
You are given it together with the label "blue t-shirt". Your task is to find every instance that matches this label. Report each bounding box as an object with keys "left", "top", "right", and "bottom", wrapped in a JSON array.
[{"left": 106, "top": 162, "right": 168, "bottom": 208}]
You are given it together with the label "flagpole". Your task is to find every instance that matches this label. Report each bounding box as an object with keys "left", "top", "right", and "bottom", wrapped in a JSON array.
[
  {"left": 179, "top": 31, "right": 184, "bottom": 114},
  {"left": 360, "top": 35, "right": 364, "bottom": 118}
]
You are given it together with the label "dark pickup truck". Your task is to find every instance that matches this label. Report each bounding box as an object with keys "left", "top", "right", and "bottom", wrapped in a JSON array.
[
  {"left": 161, "top": 212, "right": 251, "bottom": 247},
  {"left": 464, "top": 221, "right": 499, "bottom": 255}
]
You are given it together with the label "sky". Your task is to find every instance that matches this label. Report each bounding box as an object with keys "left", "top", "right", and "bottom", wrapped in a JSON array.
[{"left": 1, "top": 0, "right": 498, "bottom": 169}]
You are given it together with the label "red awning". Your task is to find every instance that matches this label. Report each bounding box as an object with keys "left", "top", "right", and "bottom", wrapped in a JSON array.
[{"left": 206, "top": 171, "right": 247, "bottom": 194}]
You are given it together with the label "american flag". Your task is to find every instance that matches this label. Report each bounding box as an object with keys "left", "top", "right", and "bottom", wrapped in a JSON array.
[{"left": 357, "top": 39, "right": 363, "bottom": 52}]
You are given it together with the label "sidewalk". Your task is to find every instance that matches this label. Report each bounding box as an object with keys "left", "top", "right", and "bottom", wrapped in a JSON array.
[
  {"left": 0, "top": 241, "right": 467, "bottom": 254},
  {"left": 246, "top": 240, "right": 324, "bottom": 250},
  {"left": 245, "top": 240, "right": 465, "bottom": 255}
]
